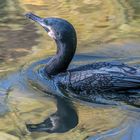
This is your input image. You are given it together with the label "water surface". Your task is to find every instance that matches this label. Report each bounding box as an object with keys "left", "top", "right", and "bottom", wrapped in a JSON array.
[{"left": 0, "top": 0, "right": 140, "bottom": 140}]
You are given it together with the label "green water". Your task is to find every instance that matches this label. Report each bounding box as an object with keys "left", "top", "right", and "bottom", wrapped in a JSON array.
[{"left": 0, "top": 0, "right": 140, "bottom": 140}]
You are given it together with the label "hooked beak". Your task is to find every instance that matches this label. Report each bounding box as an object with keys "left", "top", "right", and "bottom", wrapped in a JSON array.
[
  {"left": 25, "top": 12, "right": 56, "bottom": 39},
  {"left": 25, "top": 12, "right": 43, "bottom": 23},
  {"left": 25, "top": 12, "right": 49, "bottom": 32}
]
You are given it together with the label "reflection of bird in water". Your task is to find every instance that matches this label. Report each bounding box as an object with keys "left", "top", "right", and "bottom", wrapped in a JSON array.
[
  {"left": 25, "top": 12, "right": 140, "bottom": 96},
  {"left": 26, "top": 96, "right": 78, "bottom": 133}
]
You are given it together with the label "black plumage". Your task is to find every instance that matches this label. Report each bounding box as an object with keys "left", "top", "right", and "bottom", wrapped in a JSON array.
[{"left": 26, "top": 13, "right": 140, "bottom": 95}]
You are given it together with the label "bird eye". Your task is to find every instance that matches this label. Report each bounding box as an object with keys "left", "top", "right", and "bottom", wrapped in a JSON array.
[{"left": 44, "top": 19, "right": 48, "bottom": 24}]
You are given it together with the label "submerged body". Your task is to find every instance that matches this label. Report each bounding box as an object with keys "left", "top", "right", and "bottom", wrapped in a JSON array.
[
  {"left": 55, "top": 61, "right": 140, "bottom": 96},
  {"left": 26, "top": 13, "right": 140, "bottom": 96}
]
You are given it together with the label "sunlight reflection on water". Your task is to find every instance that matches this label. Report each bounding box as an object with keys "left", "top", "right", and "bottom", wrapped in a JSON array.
[{"left": 0, "top": 0, "right": 140, "bottom": 140}]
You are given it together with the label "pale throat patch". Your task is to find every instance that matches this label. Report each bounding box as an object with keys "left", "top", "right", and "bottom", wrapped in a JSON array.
[
  {"left": 39, "top": 22, "right": 56, "bottom": 39},
  {"left": 47, "top": 26, "right": 56, "bottom": 39}
]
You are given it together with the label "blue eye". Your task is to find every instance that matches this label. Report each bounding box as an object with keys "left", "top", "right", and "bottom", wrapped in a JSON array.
[{"left": 44, "top": 19, "right": 48, "bottom": 24}]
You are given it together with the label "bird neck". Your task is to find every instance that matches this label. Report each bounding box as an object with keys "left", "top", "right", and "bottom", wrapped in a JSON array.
[{"left": 44, "top": 38, "right": 76, "bottom": 76}]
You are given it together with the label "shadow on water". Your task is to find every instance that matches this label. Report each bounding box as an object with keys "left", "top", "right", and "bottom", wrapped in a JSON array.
[
  {"left": 0, "top": 0, "right": 140, "bottom": 139},
  {"left": 26, "top": 95, "right": 78, "bottom": 133},
  {"left": 24, "top": 55, "right": 140, "bottom": 107},
  {"left": 0, "top": 53, "right": 140, "bottom": 139},
  {"left": 22, "top": 54, "right": 140, "bottom": 135}
]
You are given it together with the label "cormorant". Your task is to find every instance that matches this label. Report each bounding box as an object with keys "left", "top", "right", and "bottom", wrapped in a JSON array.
[{"left": 25, "top": 13, "right": 140, "bottom": 96}]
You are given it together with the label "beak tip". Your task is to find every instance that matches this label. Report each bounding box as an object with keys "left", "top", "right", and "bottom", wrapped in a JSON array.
[
  {"left": 25, "top": 12, "right": 43, "bottom": 23},
  {"left": 25, "top": 12, "right": 33, "bottom": 19}
]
